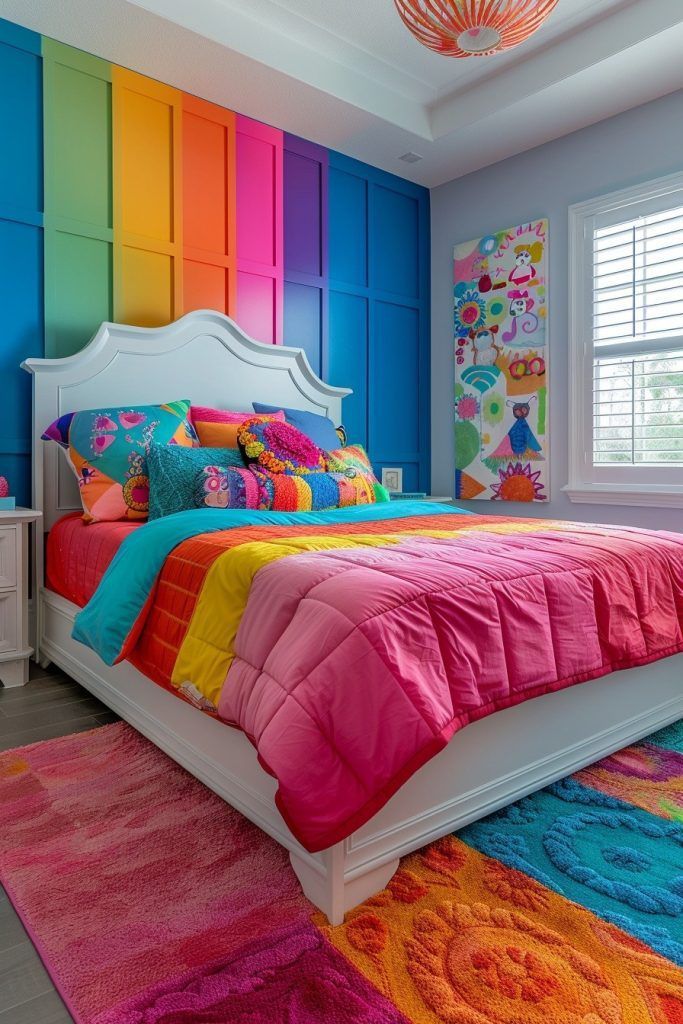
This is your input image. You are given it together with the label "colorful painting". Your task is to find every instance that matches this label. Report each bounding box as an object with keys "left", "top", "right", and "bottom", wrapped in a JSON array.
[{"left": 453, "top": 220, "right": 549, "bottom": 501}]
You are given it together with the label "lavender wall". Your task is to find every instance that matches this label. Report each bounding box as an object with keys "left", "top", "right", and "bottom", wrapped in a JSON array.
[{"left": 430, "top": 89, "right": 683, "bottom": 531}]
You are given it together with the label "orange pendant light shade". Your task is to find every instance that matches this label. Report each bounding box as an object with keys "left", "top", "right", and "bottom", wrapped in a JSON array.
[{"left": 394, "top": 0, "right": 559, "bottom": 58}]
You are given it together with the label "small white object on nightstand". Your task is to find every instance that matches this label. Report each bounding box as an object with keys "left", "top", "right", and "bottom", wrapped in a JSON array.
[{"left": 0, "top": 508, "right": 42, "bottom": 688}]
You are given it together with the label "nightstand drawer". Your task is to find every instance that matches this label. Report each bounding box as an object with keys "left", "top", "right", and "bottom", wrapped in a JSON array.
[
  {"left": 0, "top": 527, "right": 17, "bottom": 589},
  {"left": 0, "top": 591, "right": 18, "bottom": 653}
]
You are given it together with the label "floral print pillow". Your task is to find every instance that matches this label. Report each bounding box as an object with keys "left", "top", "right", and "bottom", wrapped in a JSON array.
[{"left": 42, "top": 400, "right": 196, "bottom": 522}]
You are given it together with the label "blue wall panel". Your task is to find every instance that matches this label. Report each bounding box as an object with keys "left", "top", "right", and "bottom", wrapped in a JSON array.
[
  {"left": 329, "top": 167, "right": 368, "bottom": 289},
  {"left": 328, "top": 151, "right": 429, "bottom": 489},
  {"left": 0, "top": 19, "right": 43, "bottom": 506},
  {"left": 284, "top": 281, "right": 323, "bottom": 377},
  {"left": 328, "top": 291, "right": 368, "bottom": 446}
]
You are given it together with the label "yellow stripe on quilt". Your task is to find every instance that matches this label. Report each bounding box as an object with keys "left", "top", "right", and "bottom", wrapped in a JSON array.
[{"left": 172, "top": 533, "right": 401, "bottom": 706}]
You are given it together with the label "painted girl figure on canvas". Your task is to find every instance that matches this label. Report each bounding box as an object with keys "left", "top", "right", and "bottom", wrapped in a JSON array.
[{"left": 508, "top": 240, "right": 543, "bottom": 286}]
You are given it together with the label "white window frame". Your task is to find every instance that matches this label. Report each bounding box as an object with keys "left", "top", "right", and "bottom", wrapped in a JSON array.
[{"left": 565, "top": 170, "right": 683, "bottom": 509}]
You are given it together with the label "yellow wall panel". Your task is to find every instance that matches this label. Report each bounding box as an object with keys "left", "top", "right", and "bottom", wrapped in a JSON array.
[
  {"left": 113, "top": 67, "right": 182, "bottom": 325},
  {"left": 120, "top": 247, "right": 174, "bottom": 328}
]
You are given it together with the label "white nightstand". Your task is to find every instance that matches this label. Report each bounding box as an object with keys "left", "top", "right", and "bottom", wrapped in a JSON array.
[{"left": 0, "top": 508, "right": 42, "bottom": 688}]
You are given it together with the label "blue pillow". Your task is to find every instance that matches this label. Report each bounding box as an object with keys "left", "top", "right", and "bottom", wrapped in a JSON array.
[
  {"left": 147, "top": 444, "right": 244, "bottom": 519},
  {"left": 252, "top": 402, "right": 341, "bottom": 451}
]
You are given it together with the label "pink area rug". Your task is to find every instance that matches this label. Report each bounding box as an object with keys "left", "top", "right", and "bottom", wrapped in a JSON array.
[{"left": 0, "top": 724, "right": 400, "bottom": 1024}]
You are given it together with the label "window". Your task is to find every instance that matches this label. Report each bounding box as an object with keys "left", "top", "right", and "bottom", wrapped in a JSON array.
[{"left": 567, "top": 172, "right": 683, "bottom": 507}]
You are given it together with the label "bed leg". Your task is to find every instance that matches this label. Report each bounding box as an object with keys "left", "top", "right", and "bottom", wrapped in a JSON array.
[{"left": 289, "top": 846, "right": 400, "bottom": 926}]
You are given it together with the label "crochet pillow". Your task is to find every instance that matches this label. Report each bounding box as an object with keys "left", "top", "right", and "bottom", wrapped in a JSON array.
[
  {"left": 42, "top": 400, "right": 196, "bottom": 522},
  {"left": 192, "top": 465, "right": 268, "bottom": 510},
  {"left": 326, "top": 444, "right": 390, "bottom": 503},
  {"left": 191, "top": 406, "right": 285, "bottom": 449},
  {"left": 238, "top": 418, "right": 326, "bottom": 475},
  {"left": 252, "top": 402, "right": 342, "bottom": 451},
  {"left": 147, "top": 444, "right": 244, "bottom": 519}
]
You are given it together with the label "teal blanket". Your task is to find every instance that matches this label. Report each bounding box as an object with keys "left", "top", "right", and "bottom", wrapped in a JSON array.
[{"left": 72, "top": 501, "right": 466, "bottom": 666}]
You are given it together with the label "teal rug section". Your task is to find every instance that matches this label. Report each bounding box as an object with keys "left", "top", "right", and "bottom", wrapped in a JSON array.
[
  {"left": 649, "top": 719, "right": 683, "bottom": 753},
  {"left": 460, "top": 774, "right": 683, "bottom": 965}
]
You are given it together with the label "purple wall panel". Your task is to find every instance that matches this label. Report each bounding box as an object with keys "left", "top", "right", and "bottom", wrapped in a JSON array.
[{"left": 283, "top": 134, "right": 328, "bottom": 377}]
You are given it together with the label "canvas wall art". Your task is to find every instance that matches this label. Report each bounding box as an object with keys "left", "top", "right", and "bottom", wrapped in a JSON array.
[{"left": 453, "top": 219, "right": 549, "bottom": 502}]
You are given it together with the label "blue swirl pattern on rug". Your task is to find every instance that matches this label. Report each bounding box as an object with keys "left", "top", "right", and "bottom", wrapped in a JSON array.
[{"left": 460, "top": 776, "right": 683, "bottom": 964}]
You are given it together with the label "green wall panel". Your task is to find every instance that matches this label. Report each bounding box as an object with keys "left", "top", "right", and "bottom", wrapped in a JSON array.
[
  {"left": 43, "top": 39, "right": 112, "bottom": 357},
  {"left": 45, "top": 233, "right": 112, "bottom": 358}
]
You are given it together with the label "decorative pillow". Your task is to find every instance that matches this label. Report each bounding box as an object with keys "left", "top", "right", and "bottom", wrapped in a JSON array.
[
  {"left": 326, "top": 444, "right": 390, "bottom": 503},
  {"left": 192, "top": 465, "right": 268, "bottom": 510},
  {"left": 252, "top": 402, "right": 342, "bottom": 451},
  {"left": 42, "top": 400, "right": 196, "bottom": 522},
  {"left": 191, "top": 406, "right": 285, "bottom": 449},
  {"left": 147, "top": 444, "right": 244, "bottom": 519},
  {"left": 238, "top": 418, "right": 327, "bottom": 475},
  {"left": 253, "top": 468, "right": 380, "bottom": 511}
]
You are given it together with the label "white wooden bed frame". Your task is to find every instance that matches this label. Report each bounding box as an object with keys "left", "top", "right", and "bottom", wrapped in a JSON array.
[{"left": 21, "top": 310, "right": 683, "bottom": 924}]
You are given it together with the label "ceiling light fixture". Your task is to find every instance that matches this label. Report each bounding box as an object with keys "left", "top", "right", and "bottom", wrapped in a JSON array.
[{"left": 393, "top": 0, "right": 559, "bottom": 58}]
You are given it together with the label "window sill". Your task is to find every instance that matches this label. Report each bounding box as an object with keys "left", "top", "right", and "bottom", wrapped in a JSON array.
[{"left": 563, "top": 483, "right": 683, "bottom": 509}]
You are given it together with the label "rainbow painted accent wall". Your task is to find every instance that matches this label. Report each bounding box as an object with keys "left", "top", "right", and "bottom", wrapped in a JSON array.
[{"left": 0, "top": 19, "right": 430, "bottom": 506}]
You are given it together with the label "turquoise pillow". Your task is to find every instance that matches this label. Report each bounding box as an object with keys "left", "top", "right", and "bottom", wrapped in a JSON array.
[
  {"left": 147, "top": 444, "right": 244, "bottom": 519},
  {"left": 252, "top": 402, "right": 341, "bottom": 451}
]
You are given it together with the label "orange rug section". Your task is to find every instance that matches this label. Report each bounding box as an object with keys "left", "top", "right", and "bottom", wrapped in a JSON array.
[{"left": 318, "top": 836, "right": 683, "bottom": 1024}]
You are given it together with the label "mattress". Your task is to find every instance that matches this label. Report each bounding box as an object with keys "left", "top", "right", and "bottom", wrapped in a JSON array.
[{"left": 46, "top": 512, "right": 141, "bottom": 607}]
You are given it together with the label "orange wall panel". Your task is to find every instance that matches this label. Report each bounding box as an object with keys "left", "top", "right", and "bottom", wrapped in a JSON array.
[
  {"left": 113, "top": 67, "right": 182, "bottom": 326},
  {"left": 182, "top": 93, "right": 236, "bottom": 316}
]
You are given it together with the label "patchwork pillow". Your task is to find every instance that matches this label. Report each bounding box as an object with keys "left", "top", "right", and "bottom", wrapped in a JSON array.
[
  {"left": 189, "top": 461, "right": 387, "bottom": 513},
  {"left": 252, "top": 402, "right": 342, "bottom": 451},
  {"left": 254, "top": 467, "right": 380, "bottom": 511},
  {"left": 42, "top": 400, "right": 196, "bottom": 522},
  {"left": 326, "top": 444, "right": 390, "bottom": 503},
  {"left": 147, "top": 444, "right": 244, "bottom": 519},
  {"left": 238, "top": 418, "right": 326, "bottom": 475},
  {"left": 192, "top": 465, "right": 268, "bottom": 510},
  {"left": 191, "top": 406, "right": 285, "bottom": 449}
]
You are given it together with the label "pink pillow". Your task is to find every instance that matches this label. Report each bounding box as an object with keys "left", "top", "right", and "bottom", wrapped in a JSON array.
[{"left": 190, "top": 407, "right": 285, "bottom": 449}]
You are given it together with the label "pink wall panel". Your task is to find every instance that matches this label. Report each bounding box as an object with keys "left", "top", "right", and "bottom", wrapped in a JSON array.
[{"left": 236, "top": 114, "right": 283, "bottom": 344}]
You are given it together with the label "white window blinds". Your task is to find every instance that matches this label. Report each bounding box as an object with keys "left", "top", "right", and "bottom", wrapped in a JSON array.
[{"left": 592, "top": 203, "right": 683, "bottom": 467}]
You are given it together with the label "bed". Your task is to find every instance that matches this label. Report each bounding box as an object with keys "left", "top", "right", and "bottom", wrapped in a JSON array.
[{"left": 22, "top": 310, "right": 683, "bottom": 924}]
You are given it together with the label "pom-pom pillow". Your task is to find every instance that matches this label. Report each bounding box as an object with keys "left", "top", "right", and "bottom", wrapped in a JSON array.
[
  {"left": 238, "top": 418, "right": 326, "bottom": 475},
  {"left": 147, "top": 444, "right": 244, "bottom": 519},
  {"left": 252, "top": 402, "right": 342, "bottom": 451},
  {"left": 191, "top": 406, "right": 285, "bottom": 449},
  {"left": 42, "top": 400, "right": 196, "bottom": 522}
]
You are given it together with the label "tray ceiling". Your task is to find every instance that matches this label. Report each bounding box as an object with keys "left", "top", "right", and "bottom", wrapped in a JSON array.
[{"left": 3, "top": 0, "right": 683, "bottom": 186}]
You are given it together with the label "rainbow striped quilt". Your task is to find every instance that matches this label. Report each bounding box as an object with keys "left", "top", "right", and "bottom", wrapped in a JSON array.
[{"left": 73, "top": 503, "right": 683, "bottom": 851}]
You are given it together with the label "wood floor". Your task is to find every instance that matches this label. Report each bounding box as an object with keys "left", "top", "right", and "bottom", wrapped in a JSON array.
[{"left": 0, "top": 662, "right": 120, "bottom": 1024}]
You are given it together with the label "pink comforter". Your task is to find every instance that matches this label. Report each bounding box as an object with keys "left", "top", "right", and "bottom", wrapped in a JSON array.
[{"left": 219, "top": 522, "right": 683, "bottom": 850}]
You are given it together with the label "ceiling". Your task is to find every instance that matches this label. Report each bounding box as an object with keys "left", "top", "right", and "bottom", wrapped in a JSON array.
[{"left": 3, "top": 0, "right": 683, "bottom": 186}]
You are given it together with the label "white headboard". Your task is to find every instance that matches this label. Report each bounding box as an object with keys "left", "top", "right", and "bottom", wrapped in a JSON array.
[{"left": 22, "top": 310, "right": 351, "bottom": 536}]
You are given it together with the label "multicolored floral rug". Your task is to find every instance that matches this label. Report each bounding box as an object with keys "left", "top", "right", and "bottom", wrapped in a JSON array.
[{"left": 1, "top": 720, "right": 682, "bottom": 1024}]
